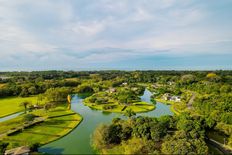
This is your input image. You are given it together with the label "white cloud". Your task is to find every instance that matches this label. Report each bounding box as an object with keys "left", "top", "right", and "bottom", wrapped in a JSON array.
[{"left": 0, "top": 0, "right": 231, "bottom": 70}]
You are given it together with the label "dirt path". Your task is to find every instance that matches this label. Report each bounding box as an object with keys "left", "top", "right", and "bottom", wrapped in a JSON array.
[{"left": 187, "top": 92, "right": 196, "bottom": 109}]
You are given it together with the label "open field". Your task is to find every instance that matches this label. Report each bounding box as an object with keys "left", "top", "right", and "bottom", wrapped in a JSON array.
[{"left": 0, "top": 96, "right": 47, "bottom": 118}]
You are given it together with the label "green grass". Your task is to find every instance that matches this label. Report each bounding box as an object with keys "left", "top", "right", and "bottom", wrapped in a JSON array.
[
  {"left": 83, "top": 100, "right": 155, "bottom": 113},
  {"left": 0, "top": 96, "right": 47, "bottom": 118},
  {"left": 0, "top": 106, "right": 82, "bottom": 149},
  {"left": 155, "top": 98, "right": 176, "bottom": 105},
  {"left": 0, "top": 116, "right": 23, "bottom": 134}
]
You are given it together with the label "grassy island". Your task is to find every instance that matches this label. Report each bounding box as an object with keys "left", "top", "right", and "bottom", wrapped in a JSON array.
[{"left": 83, "top": 85, "right": 155, "bottom": 113}]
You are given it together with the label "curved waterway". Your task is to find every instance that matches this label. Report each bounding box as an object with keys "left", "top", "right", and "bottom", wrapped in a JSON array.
[
  {"left": 39, "top": 89, "right": 173, "bottom": 154},
  {"left": 0, "top": 111, "right": 24, "bottom": 122}
]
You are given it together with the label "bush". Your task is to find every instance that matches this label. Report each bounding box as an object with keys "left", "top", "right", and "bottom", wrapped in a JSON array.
[
  {"left": 23, "top": 114, "right": 37, "bottom": 122},
  {"left": 103, "top": 105, "right": 116, "bottom": 110},
  {"left": 76, "top": 85, "right": 94, "bottom": 93},
  {"left": 29, "top": 142, "right": 40, "bottom": 152}
]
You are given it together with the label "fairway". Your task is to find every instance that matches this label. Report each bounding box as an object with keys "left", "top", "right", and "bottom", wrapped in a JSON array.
[{"left": 0, "top": 96, "right": 46, "bottom": 118}]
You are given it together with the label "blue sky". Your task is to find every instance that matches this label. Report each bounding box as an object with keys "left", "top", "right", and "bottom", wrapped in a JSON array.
[{"left": 0, "top": 0, "right": 232, "bottom": 71}]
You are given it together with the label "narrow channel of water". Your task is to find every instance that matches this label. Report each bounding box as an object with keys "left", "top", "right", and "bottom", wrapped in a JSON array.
[
  {"left": 0, "top": 112, "right": 24, "bottom": 122},
  {"left": 39, "top": 89, "right": 173, "bottom": 154}
]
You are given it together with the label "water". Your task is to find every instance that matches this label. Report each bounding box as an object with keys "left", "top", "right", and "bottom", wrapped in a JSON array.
[
  {"left": 39, "top": 89, "right": 173, "bottom": 154},
  {"left": 0, "top": 111, "right": 24, "bottom": 122}
]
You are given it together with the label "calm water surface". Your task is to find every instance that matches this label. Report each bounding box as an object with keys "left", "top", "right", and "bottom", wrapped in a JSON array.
[
  {"left": 39, "top": 89, "right": 173, "bottom": 154},
  {"left": 0, "top": 111, "right": 24, "bottom": 122}
]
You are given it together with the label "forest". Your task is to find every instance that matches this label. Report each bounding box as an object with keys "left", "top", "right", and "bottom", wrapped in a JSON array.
[{"left": 0, "top": 70, "right": 232, "bottom": 154}]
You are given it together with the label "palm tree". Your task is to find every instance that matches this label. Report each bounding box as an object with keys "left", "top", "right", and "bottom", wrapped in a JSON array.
[{"left": 20, "top": 101, "right": 30, "bottom": 113}]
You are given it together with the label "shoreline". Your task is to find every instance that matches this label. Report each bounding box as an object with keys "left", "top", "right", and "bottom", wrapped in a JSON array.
[{"left": 39, "top": 112, "right": 83, "bottom": 148}]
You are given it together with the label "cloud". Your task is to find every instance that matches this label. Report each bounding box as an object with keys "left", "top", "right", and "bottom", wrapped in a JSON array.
[{"left": 0, "top": 0, "right": 232, "bottom": 70}]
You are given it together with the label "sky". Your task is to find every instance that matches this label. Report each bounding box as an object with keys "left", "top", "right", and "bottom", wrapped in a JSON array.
[{"left": 0, "top": 0, "right": 232, "bottom": 71}]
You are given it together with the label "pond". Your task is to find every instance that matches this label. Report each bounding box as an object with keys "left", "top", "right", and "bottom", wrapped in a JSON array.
[{"left": 39, "top": 89, "right": 173, "bottom": 154}]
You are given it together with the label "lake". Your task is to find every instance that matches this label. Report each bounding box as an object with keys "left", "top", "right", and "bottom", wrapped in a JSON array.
[{"left": 39, "top": 89, "right": 173, "bottom": 154}]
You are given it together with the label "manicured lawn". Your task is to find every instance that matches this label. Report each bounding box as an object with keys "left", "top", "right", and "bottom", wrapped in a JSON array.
[
  {"left": 155, "top": 98, "right": 176, "bottom": 105},
  {"left": 0, "top": 116, "right": 23, "bottom": 134},
  {"left": 83, "top": 100, "right": 155, "bottom": 113},
  {"left": 0, "top": 96, "right": 47, "bottom": 118},
  {"left": 0, "top": 106, "right": 82, "bottom": 149}
]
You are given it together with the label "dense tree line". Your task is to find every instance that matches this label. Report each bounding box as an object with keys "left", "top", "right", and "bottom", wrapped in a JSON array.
[{"left": 92, "top": 114, "right": 209, "bottom": 154}]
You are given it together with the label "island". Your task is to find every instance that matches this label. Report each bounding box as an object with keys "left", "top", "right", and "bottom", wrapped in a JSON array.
[{"left": 83, "top": 84, "right": 155, "bottom": 113}]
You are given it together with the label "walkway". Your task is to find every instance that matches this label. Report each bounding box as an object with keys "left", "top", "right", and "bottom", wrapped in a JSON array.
[
  {"left": 0, "top": 117, "right": 45, "bottom": 139},
  {"left": 187, "top": 91, "right": 196, "bottom": 109}
]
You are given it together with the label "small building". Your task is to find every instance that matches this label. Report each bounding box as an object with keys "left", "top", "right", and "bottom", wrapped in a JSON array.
[
  {"left": 122, "top": 82, "right": 128, "bottom": 86},
  {"left": 170, "top": 96, "right": 181, "bottom": 102},
  {"left": 162, "top": 93, "right": 181, "bottom": 102},
  {"left": 167, "top": 81, "right": 175, "bottom": 85},
  {"left": 152, "top": 84, "right": 160, "bottom": 89},
  {"left": 162, "top": 93, "right": 172, "bottom": 101},
  {"left": 107, "top": 88, "right": 116, "bottom": 93},
  {"left": 5, "top": 146, "right": 30, "bottom": 155}
]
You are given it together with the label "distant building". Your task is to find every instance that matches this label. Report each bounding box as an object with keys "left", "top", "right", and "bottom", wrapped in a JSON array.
[
  {"left": 5, "top": 146, "right": 30, "bottom": 155},
  {"left": 162, "top": 93, "right": 181, "bottom": 102},
  {"left": 152, "top": 84, "right": 159, "bottom": 89},
  {"left": 122, "top": 82, "right": 128, "bottom": 86},
  {"left": 170, "top": 96, "right": 181, "bottom": 102},
  {"left": 162, "top": 93, "right": 172, "bottom": 101},
  {"left": 167, "top": 81, "right": 175, "bottom": 85},
  {"left": 107, "top": 88, "right": 116, "bottom": 93}
]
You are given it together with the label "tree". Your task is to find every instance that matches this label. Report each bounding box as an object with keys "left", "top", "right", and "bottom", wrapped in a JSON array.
[
  {"left": 0, "top": 141, "right": 9, "bottom": 154},
  {"left": 28, "top": 86, "right": 37, "bottom": 95},
  {"left": 120, "top": 125, "right": 132, "bottom": 141},
  {"left": 37, "top": 94, "right": 44, "bottom": 104},
  {"left": 206, "top": 73, "right": 221, "bottom": 82},
  {"left": 23, "top": 114, "right": 36, "bottom": 123},
  {"left": 20, "top": 101, "right": 31, "bottom": 112},
  {"left": 107, "top": 124, "right": 122, "bottom": 144},
  {"left": 44, "top": 102, "right": 55, "bottom": 111},
  {"left": 29, "top": 143, "right": 40, "bottom": 152},
  {"left": 76, "top": 85, "right": 94, "bottom": 93},
  {"left": 19, "top": 88, "right": 29, "bottom": 97},
  {"left": 45, "top": 87, "right": 71, "bottom": 102},
  {"left": 180, "top": 74, "right": 196, "bottom": 84},
  {"left": 92, "top": 124, "right": 109, "bottom": 150},
  {"left": 122, "top": 138, "right": 159, "bottom": 154},
  {"left": 161, "top": 133, "right": 208, "bottom": 154},
  {"left": 220, "top": 85, "right": 231, "bottom": 93},
  {"left": 124, "top": 109, "right": 136, "bottom": 118},
  {"left": 162, "top": 138, "right": 192, "bottom": 155},
  {"left": 150, "top": 122, "right": 166, "bottom": 141}
]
